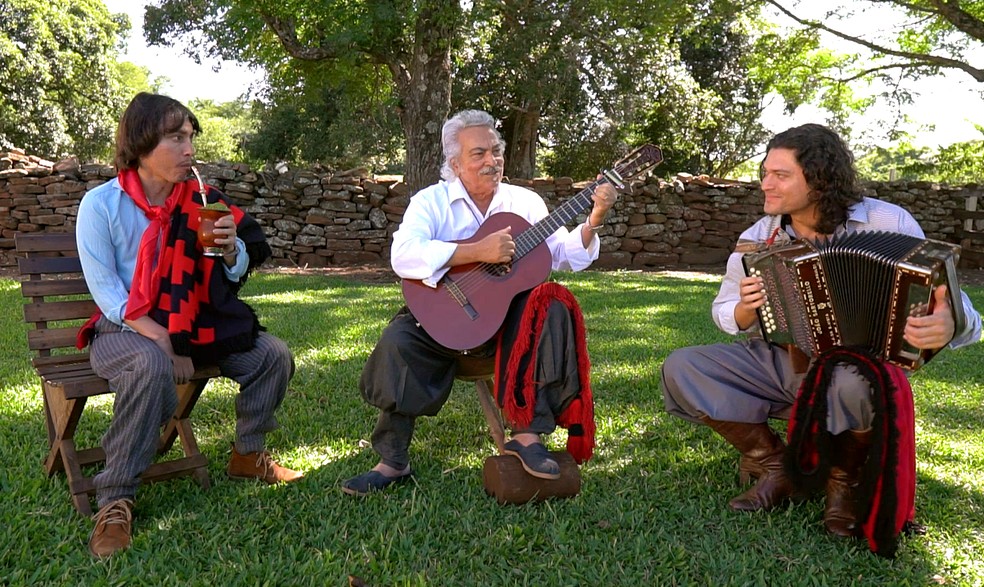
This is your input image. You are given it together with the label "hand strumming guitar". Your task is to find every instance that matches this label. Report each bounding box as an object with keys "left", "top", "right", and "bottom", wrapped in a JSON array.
[{"left": 448, "top": 226, "right": 516, "bottom": 266}]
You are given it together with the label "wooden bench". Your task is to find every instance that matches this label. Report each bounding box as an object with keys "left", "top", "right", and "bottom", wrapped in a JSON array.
[{"left": 15, "top": 232, "right": 220, "bottom": 516}]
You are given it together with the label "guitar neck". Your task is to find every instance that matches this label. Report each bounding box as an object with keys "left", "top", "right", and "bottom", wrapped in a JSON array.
[{"left": 513, "top": 180, "right": 606, "bottom": 258}]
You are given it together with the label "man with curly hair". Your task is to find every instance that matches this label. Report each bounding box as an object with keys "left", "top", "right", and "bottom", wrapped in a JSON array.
[{"left": 660, "top": 124, "right": 981, "bottom": 540}]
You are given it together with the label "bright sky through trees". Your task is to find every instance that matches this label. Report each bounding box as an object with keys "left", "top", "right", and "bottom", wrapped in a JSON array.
[{"left": 108, "top": 0, "right": 983, "bottom": 150}]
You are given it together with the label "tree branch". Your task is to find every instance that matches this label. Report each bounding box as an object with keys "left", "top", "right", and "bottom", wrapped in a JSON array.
[
  {"left": 259, "top": 11, "right": 337, "bottom": 61},
  {"left": 765, "top": 0, "right": 984, "bottom": 82},
  {"left": 927, "top": 0, "right": 984, "bottom": 42}
]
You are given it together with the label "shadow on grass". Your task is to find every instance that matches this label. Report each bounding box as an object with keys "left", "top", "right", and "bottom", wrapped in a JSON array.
[{"left": 1, "top": 272, "right": 981, "bottom": 584}]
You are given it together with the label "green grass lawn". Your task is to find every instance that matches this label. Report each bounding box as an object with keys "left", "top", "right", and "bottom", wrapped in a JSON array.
[{"left": 0, "top": 270, "right": 981, "bottom": 586}]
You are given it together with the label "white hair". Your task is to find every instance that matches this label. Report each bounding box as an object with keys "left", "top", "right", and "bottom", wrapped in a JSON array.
[{"left": 439, "top": 109, "right": 506, "bottom": 181}]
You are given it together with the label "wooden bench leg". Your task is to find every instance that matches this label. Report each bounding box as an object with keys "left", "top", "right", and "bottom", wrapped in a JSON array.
[
  {"left": 60, "top": 438, "right": 95, "bottom": 516},
  {"left": 158, "top": 378, "right": 211, "bottom": 490},
  {"left": 41, "top": 387, "right": 86, "bottom": 476},
  {"left": 475, "top": 378, "right": 506, "bottom": 454}
]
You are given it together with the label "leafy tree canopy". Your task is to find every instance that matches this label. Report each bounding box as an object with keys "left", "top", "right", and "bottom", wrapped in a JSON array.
[
  {"left": 0, "top": 0, "right": 151, "bottom": 161},
  {"left": 760, "top": 0, "right": 984, "bottom": 146},
  {"left": 856, "top": 128, "right": 984, "bottom": 183}
]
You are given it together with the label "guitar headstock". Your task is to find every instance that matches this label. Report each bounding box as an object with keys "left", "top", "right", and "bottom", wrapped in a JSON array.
[{"left": 604, "top": 144, "right": 664, "bottom": 188}]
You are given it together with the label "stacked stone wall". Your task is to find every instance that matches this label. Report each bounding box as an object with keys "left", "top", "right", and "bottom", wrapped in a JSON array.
[{"left": 3, "top": 150, "right": 982, "bottom": 270}]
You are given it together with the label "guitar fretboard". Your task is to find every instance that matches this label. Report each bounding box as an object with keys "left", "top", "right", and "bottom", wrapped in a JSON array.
[
  {"left": 510, "top": 144, "right": 661, "bottom": 259},
  {"left": 513, "top": 182, "right": 605, "bottom": 258}
]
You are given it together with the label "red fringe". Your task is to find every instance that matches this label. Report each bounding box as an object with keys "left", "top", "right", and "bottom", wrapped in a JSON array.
[
  {"left": 785, "top": 347, "right": 915, "bottom": 557},
  {"left": 498, "top": 282, "right": 595, "bottom": 463}
]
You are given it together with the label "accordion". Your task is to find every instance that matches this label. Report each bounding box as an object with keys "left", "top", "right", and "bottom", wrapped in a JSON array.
[{"left": 741, "top": 230, "right": 966, "bottom": 371}]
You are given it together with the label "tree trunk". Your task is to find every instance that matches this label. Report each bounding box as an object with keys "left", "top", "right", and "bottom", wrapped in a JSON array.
[
  {"left": 501, "top": 107, "right": 539, "bottom": 180},
  {"left": 390, "top": 0, "right": 459, "bottom": 194}
]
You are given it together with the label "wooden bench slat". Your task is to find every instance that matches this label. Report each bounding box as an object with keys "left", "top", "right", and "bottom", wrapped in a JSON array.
[
  {"left": 14, "top": 232, "right": 78, "bottom": 252},
  {"left": 17, "top": 255, "right": 83, "bottom": 275},
  {"left": 38, "top": 364, "right": 103, "bottom": 382},
  {"left": 21, "top": 278, "right": 91, "bottom": 298},
  {"left": 27, "top": 327, "right": 84, "bottom": 352},
  {"left": 32, "top": 353, "right": 91, "bottom": 369},
  {"left": 23, "top": 299, "right": 98, "bottom": 323}
]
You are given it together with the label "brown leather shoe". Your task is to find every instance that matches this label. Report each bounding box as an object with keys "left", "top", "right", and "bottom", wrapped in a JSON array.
[
  {"left": 700, "top": 416, "right": 798, "bottom": 512},
  {"left": 825, "top": 428, "right": 873, "bottom": 537},
  {"left": 227, "top": 444, "right": 304, "bottom": 484},
  {"left": 88, "top": 498, "right": 134, "bottom": 558}
]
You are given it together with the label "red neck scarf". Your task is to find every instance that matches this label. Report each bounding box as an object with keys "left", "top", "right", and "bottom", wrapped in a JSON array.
[{"left": 120, "top": 168, "right": 198, "bottom": 321}]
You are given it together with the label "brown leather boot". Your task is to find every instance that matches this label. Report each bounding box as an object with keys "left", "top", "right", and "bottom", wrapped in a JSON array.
[
  {"left": 701, "top": 416, "right": 797, "bottom": 512},
  {"left": 824, "top": 428, "right": 873, "bottom": 537},
  {"left": 227, "top": 444, "right": 304, "bottom": 484},
  {"left": 88, "top": 498, "right": 134, "bottom": 558}
]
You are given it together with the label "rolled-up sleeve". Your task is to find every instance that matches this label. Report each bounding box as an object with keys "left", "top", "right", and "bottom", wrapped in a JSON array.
[{"left": 712, "top": 252, "right": 749, "bottom": 335}]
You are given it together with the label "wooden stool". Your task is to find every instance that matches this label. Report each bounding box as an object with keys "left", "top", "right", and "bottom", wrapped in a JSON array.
[{"left": 454, "top": 355, "right": 580, "bottom": 504}]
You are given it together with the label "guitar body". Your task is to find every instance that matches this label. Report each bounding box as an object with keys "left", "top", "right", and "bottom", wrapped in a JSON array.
[
  {"left": 402, "top": 212, "right": 553, "bottom": 350},
  {"left": 401, "top": 143, "right": 664, "bottom": 351}
]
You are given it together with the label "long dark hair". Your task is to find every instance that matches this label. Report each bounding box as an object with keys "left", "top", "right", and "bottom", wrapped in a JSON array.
[
  {"left": 114, "top": 92, "right": 201, "bottom": 171},
  {"left": 763, "top": 123, "right": 861, "bottom": 234}
]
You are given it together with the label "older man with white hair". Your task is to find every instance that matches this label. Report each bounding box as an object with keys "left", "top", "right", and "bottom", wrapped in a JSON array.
[{"left": 342, "top": 109, "right": 618, "bottom": 495}]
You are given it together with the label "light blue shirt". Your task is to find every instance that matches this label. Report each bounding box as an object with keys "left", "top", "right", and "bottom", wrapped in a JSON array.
[
  {"left": 712, "top": 197, "right": 982, "bottom": 349},
  {"left": 391, "top": 178, "right": 599, "bottom": 286},
  {"left": 76, "top": 178, "right": 248, "bottom": 327}
]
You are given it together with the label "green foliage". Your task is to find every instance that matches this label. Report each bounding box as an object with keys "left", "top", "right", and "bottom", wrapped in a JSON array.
[
  {"left": 453, "top": 1, "right": 693, "bottom": 179},
  {"left": 626, "top": 2, "right": 867, "bottom": 178},
  {"left": 146, "top": 0, "right": 459, "bottom": 190},
  {"left": 0, "top": 271, "right": 982, "bottom": 584},
  {"left": 0, "top": 0, "right": 149, "bottom": 161},
  {"left": 187, "top": 98, "right": 256, "bottom": 164},
  {"left": 856, "top": 128, "right": 984, "bottom": 183},
  {"left": 241, "top": 60, "right": 404, "bottom": 171},
  {"left": 757, "top": 0, "right": 984, "bottom": 147}
]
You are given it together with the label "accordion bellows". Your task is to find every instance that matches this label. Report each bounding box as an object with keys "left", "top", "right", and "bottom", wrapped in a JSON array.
[{"left": 742, "top": 230, "right": 966, "bottom": 371}]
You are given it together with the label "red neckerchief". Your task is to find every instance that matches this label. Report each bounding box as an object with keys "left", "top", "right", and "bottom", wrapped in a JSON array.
[{"left": 119, "top": 168, "right": 195, "bottom": 321}]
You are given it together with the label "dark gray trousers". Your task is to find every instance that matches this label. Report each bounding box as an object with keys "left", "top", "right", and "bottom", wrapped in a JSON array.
[
  {"left": 360, "top": 293, "right": 582, "bottom": 471},
  {"left": 660, "top": 338, "right": 874, "bottom": 433}
]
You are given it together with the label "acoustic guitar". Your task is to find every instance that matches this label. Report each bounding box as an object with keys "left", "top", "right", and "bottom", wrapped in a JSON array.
[{"left": 403, "top": 144, "right": 664, "bottom": 350}]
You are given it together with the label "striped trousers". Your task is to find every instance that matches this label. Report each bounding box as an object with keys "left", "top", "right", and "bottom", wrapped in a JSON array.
[{"left": 88, "top": 317, "right": 294, "bottom": 507}]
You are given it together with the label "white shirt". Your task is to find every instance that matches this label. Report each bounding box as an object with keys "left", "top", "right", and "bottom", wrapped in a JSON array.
[
  {"left": 712, "top": 197, "right": 982, "bottom": 349},
  {"left": 391, "top": 178, "right": 599, "bottom": 286}
]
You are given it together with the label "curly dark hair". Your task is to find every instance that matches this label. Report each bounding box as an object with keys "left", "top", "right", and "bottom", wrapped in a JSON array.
[{"left": 762, "top": 123, "right": 861, "bottom": 234}]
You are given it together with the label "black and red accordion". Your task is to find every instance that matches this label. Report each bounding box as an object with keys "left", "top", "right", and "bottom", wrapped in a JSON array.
[{"left": 742, "top": 230, "right": 966, "bottom": 371}]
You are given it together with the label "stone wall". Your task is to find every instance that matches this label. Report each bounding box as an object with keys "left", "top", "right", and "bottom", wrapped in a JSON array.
[{"left": 3, "top": 149, "right": 983, "bottom": 270}]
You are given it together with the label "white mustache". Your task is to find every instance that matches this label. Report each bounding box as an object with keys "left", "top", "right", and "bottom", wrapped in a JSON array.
[{"left": 480, "top": 166, "right": 501, "bottom": 176}]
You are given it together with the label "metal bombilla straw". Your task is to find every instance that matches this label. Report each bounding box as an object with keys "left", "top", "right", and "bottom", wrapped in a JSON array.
[
  {"left": 191, "top": 165, "right": 206, "bottom": 201},
  {"left": 192, "top": 165, "right": 226, "bottom": 257}
]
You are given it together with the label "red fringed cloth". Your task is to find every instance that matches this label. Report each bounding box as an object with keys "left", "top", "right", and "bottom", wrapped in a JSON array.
[
  {"left": 494, "top": 282, "right": 595, "bottom": 463},
  {"left": 784, "top": 347, "right": 917, "bottom": 558},
  {"left": 77, "top": 169, "right": 272, "bottom": 363}
]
